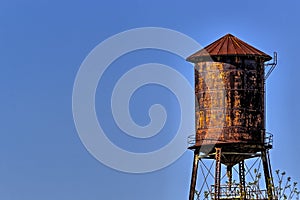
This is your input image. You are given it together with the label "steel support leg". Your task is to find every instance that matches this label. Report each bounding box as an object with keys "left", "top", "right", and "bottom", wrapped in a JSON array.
[
  {"left": 261, "top": 149, "right": 273, "bottom": 200},
  {"left": 215, "top": 147, "right": 221, "bottom": 200},
  {"left": 227, "top": 165, "right": 233, "bottom": 191},
  {"left": 239, "top": 160, "right": 246, "bottom": 199},
  {"left": 189, "top": 149, "right": 200, "bottom": 200}
]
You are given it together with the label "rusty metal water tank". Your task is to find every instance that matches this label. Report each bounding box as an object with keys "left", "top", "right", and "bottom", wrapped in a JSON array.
[{"left": 187, "top": 34, "right": 272, "bottom": 161}]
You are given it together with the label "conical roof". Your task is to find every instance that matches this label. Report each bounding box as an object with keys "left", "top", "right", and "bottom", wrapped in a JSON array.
[{"left": 187, "top": 34, "right": 272, "bottom": 63}]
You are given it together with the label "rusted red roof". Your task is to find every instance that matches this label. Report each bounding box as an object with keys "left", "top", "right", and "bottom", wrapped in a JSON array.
[{"left": 187, "top": 34, "right": 272, "bottom": 62}]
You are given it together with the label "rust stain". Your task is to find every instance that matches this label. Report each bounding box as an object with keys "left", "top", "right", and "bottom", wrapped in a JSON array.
[
  {"left": 187, "top": 34, "right": 272, "bottom": 162},
  {"left": 187, "top": 34, "right": 272, "bottom": 63}
]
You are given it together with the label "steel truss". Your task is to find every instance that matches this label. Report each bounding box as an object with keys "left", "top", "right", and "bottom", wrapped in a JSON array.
[{"left": 189, "top": 148, "right": 274, "bottom": 200}]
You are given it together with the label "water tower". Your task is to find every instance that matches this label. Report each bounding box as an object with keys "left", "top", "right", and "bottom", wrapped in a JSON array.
[{"left": 187, "top": 34, "right": 277, "bottom": 200}]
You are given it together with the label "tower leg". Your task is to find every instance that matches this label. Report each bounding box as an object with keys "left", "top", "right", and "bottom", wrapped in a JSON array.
[
  {"left": 227, "top": 165, "right": 233, "bottom": 191},
  {"left": 215, "top": 147, "right": 221, "bottom": 200},
  {"left": 261, "top": 149, "right": 273, "bottom": 200},
  {"left": 239, "top": 160, "right": 246, "bottom": 199},
  {"left": 189, "top": 149, "right": 199, "bottom": 200}
]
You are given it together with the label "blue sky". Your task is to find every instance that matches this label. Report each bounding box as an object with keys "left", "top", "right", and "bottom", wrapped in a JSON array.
[{"left": 1, "top": 0, "right": 300, "bottom": 199}]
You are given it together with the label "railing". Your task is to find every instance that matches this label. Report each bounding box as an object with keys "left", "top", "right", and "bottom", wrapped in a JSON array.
[
  {"left": 187, "top": 135, "right": 220, "bottom": 147},
  {"left": 210, "top": 184, "right": 269, "bottom": 200},
  {"left": 187, "top": 135, "right": 196, "bottom": 145},
  {"left": 264, "top": 132, "right": 273, "bottom": 149},
  {"left": 187, "top": 132, "right": 274, "bottom": 148}
]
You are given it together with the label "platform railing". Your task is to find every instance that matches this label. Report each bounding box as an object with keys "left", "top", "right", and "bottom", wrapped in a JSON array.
[
  {"left": 264, "top": 132, "right": 273, "bottom": 148},
  {"left": 187, "top": 135, "right": 196, "bottom": 145},
  {"left": 187, "top": 132, "right": 274, "bottom": 148},
  {"left": 210, "top": 184, "right": 269, "bottom": 200}
]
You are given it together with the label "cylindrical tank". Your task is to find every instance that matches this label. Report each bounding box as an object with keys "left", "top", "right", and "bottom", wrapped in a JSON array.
[{"left": 187, "top": 34, "right": 272, "bottom": 155}]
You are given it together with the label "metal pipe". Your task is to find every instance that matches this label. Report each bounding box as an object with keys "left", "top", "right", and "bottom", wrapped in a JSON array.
[
  {"left": 261, "top": 149, "right": 274, "bottom": 200},
  {"left": 189, "top": 149, "right": 199, "bottom": 200},
  {"left": 227, "top": 165, "right": 233, "bottom": 191}
]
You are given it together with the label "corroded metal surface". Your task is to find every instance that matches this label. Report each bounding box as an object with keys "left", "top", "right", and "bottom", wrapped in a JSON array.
[
  {"left": 187, "top": 34, "right": 273, "bottom": 160},
  {"left": 187, "top": 34, "right": 272, "bottom": 63},
  {"left": 193, "top": 59, "right": 265, "bottom": 153},
  {"left": 187, "top": 33, "right": 274, "bottom": 200}
]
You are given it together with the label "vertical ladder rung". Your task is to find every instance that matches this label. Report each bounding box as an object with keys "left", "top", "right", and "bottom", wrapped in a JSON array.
[
  {"left": 239, "top": 160, "right": 246, "bottom": 199},
  {"left": 215, "top": 147, "right": 221, "bottom": 199}
]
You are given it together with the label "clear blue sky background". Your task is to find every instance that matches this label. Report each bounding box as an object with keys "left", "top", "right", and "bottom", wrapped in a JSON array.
[{"left": 1, "top": 0, "right": 300, "bottom": 199}]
